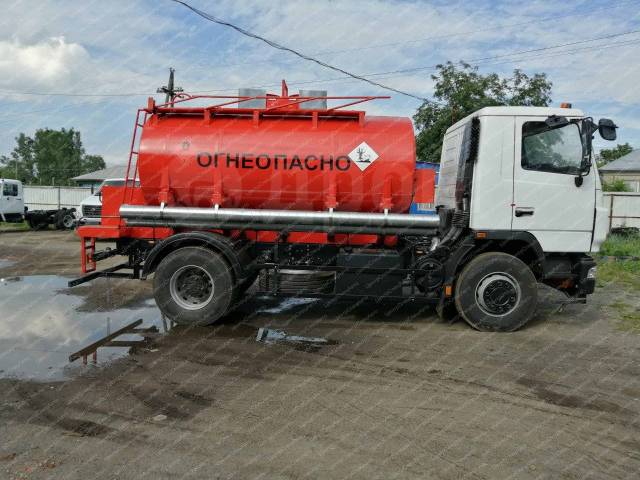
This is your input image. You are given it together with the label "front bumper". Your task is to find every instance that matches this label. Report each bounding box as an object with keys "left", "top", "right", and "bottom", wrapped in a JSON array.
[{"left": 575, "top": 255, "right": 597, "bottom": 296}]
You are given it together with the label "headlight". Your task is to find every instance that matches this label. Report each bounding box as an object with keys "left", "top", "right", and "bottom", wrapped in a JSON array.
[{"left": 587, "top": 266, "right": 597, "bottom": 280}]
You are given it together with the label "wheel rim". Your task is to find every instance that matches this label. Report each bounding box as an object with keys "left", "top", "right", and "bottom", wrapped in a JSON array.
[
  {"left": 475, "top": 272, "right": 521, "bottom": 316},
  {"left": 63, "top": 215, "right": 74, "bottom": 228},
  {"left": 169, "top": 265, "right": 215, "bottom": 310}
]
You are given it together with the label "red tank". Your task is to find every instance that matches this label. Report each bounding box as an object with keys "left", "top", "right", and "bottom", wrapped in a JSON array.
[{"left": 136, "top": 87, "right": 417, "bottom": 213}]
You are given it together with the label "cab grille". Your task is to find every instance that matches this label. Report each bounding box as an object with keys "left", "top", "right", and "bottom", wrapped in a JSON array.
[{"left": 82, "top": 205, "right": 102, "bottom": 217}]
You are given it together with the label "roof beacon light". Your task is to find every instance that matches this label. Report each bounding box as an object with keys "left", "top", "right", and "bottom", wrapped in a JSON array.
[{"left": 560, "top": 102, "right": 572, "bottom": 108}]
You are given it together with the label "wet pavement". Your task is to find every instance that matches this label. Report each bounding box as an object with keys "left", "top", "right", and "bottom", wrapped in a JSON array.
[
  {"left": 254, "top": 296, "right": 318, "bottom": 314},
  {"left": 0, "top": 274, "right": 161, "bottom": 382},
  {"left": 1, "top": 232, "right": 640, "bottom": 479},
  {"left": 0, "top": 258, "right": 15, "bottom": 269}
]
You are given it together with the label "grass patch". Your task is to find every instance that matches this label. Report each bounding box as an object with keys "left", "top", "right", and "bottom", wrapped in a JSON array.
[
  {"left": 596, "top": 259, "right": 640, "bottom": 290},
  {"left": 619, "top": 311, "right": 640, "bottom": 332},
  {"left": 0, "top": 221, "right": 30, "bottom": 232},
  {"left": 596, "top": 234, "right": 640, "bottom": 291},
  {"left": 609, "top": 300, "right": 631, "bottom": 312},
  {"left": 600, "top": 234, "right": 640, "bottom": 257},
  {"left": 609, "top": 301, "right": 640, "bottom": 333}
]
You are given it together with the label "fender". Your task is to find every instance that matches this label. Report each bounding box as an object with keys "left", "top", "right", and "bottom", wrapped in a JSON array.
[
  {"left": 141, "top": 231, "right": 245, "bottom": 281},
  {"left": 443, "top": 230, "right": 545, "bottom": 285},
  {"left": 477, "top": 230, "right": 545, "bottom": 265}
]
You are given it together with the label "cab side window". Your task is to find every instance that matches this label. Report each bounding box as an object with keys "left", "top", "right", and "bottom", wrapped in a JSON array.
[
  {"left": 3, "top": 183, "right": 18, "bottom": 196},
  {"left": 522, "top": 122, "right": 583, "bottom": 175}
]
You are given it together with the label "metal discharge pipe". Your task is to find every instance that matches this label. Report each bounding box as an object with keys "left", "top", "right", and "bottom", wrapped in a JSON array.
[{"left": 120, "top": 205, "right": 440, "bottom": 234}]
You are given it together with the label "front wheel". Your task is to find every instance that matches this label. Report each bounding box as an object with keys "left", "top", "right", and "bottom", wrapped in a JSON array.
[
  {"left": 455, "top": 252, "right": 537, "bottom": 332},
  {"left": 153, "top": 246, "right": 234, "bottom": 325}
]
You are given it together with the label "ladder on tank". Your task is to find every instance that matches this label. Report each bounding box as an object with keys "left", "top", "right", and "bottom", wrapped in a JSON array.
[{"left": 122, "top": 108, "right": 148, "bottom": 207}]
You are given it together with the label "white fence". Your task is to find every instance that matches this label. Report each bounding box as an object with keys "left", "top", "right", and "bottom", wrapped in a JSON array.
[
  {"left": 20, "top": 186, "right": 640, "bottom": 228},
  {"left": 604, "top": 192, "right": 640, "bottom": 230},
  {"left": 24, "top": 186, "right": 92, "bottom": 211}
]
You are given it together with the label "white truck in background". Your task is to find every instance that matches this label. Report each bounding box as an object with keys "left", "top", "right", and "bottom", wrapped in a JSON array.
[
  {"left": 0, "top": 178, "right": 76, "bottom": 230},
  {"left": 0, "top": 179, "right": 23, "bottom": 223},
  {"left": 78, "top": 178, "right": 140, "bottom": 225}
]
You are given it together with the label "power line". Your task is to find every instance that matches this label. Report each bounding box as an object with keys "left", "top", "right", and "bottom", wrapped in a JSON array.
[
  {"left": 185, "top": 0, "right": 640, "bottom": 71},
  {"left": 169, "top": 0, "right": 427, "bottom": 101},
  {"left": 0, "top": 90, "right": 147, "bottom": 97},
  {"left": 308, "top": 38, "right": 640, "bottom": 89},
  {"left": 307, "top": 0, "right": 640, "bottom": 56},
  {"left": 0, "top": 101, "right": 113, "bottom": 126},
  {"left": 192, "top": 35, "right": 640, "bottom": 93},
  {"left": 353, "top": 28, "right": 640, "bottom": 78},
  {"left": 1, "top": 26, "right": 639, "bottom": 99}
]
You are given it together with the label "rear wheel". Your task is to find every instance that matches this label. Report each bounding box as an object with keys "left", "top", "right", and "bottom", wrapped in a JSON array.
[
  {"left": 153, "top": 246, "right": 234, "bottom": 325},
  {"left": 62, "top": 212, "right": 76, "bottom": 229},
  {"left": 56, "top": 210, "right": 75, "bottom": 230},
  {"left": 27, "top": 217, "right": 48, "bottom": 230},
  {"left": 455, "top": 252, "right": 537, "bottom": 332}
]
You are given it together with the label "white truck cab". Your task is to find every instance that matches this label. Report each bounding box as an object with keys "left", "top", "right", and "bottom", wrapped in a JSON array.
[
  {"left": 0, "top": 179, "right": 25, "bottom": 222},
  {"left": 433, "top": 106, "right": 616, "bottom": 329},
  {"left": 437, "top": 106, "right": 608, "bottom": 253}
]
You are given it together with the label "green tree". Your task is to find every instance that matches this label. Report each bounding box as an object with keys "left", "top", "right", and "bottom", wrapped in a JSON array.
[
  {"left": 82, "top": 154, "right": 107, "bottom": 173},
  {"left": 602, "top": 178, "right": 632, "bottom": 192},
  {"left": 0, "top": 128, "right": 105, "bottom": 185},
  {"left": 0, "top": 133, "right": 37, "bottom": 182},
  {"left": 597, "top": 143, "right": 633, "bottom": 167},
  {"left": 413, "top": 62, "right": 552, "bottom": 163}
]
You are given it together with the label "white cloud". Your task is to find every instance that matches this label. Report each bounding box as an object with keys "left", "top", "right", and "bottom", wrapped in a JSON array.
[{"left": 0, "top": 37, "right": 89, "bottom": 89}]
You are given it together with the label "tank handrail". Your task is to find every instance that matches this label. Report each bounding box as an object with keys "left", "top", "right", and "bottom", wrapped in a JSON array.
[{"left": 151, "top": 94, "right": 389, "bottom": 113}]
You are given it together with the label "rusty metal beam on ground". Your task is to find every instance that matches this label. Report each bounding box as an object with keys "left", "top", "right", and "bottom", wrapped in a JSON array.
[
  {"left": 68, "top": 319, "right": 143, "bottom": 363},
  {"left": 104, "top": 340, "right": 149, "bottom": 348}
]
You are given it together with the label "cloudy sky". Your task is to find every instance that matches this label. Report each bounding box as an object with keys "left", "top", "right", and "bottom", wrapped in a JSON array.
[{"left": 1, "top": 0, "right": 639, "bottom": 166}]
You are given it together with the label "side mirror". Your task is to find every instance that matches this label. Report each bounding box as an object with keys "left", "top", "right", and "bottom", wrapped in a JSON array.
[{"left": 598, "top": 118, "right": 617, "bottom": 141}]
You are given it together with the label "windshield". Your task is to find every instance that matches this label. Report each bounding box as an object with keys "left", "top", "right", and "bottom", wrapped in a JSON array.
[{"left": 522, "top": 122, "right": 584, "bottom": 175}]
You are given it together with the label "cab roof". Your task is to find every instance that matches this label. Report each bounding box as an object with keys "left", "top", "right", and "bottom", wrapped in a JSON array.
[{"left": 446, "top": 106, "right": 585, "bottom": 133}]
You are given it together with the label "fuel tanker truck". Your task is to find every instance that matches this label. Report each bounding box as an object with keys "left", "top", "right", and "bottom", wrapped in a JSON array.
[{"left": 70, "top": 82, "right": 617, "bottom": 331}]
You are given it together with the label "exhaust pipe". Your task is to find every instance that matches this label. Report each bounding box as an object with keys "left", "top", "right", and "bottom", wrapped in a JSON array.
[{"left": 120, "top": 205, "right": 439, "bottom": 234}]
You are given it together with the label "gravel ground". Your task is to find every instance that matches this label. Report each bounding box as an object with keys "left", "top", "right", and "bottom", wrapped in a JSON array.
[{"left": 0, "top": 230, "right": 639, "bottom": 479}]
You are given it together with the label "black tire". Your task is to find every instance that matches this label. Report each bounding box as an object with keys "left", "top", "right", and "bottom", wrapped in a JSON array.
[
  {"left": 55, "top": 210, "right": 74, "bottom": 230},
  {"left": 27, "top": 218, "right": 48, "bottom": 230},
  {"left": 61, "top": 212, "right": 76, "bottom": 229},
  {"left": 153, "top": 246, "right": 235, "bottom": 326},
  {"left": 454, "top": 252, "right": 537, "bottom": 332}
]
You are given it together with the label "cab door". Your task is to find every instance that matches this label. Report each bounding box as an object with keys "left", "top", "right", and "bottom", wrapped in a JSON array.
[
  {"left": 1, "top": 181, "right": 23, "bottom": 216},
  {"left": 512, "top": 117, "right": 595, "bottom": 252},
  {"left": 1, "top": 181, "right": 12, "bottom": 216}
]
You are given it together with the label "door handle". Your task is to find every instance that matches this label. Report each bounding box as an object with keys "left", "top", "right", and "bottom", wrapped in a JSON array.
[{"left": 515, "top": 207, "right": 535, "bottom": 217}]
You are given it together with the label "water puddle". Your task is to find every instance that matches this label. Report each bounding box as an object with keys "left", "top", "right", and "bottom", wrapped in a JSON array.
[
  {"left": 0, "top": 259, "right": 15, "bottom": 269},
  {"left": 0, "top": 275, "right": 161, "bottom": 382},
  {"left": 255, "top": 297, "right": 319, "bottom": 314}
]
